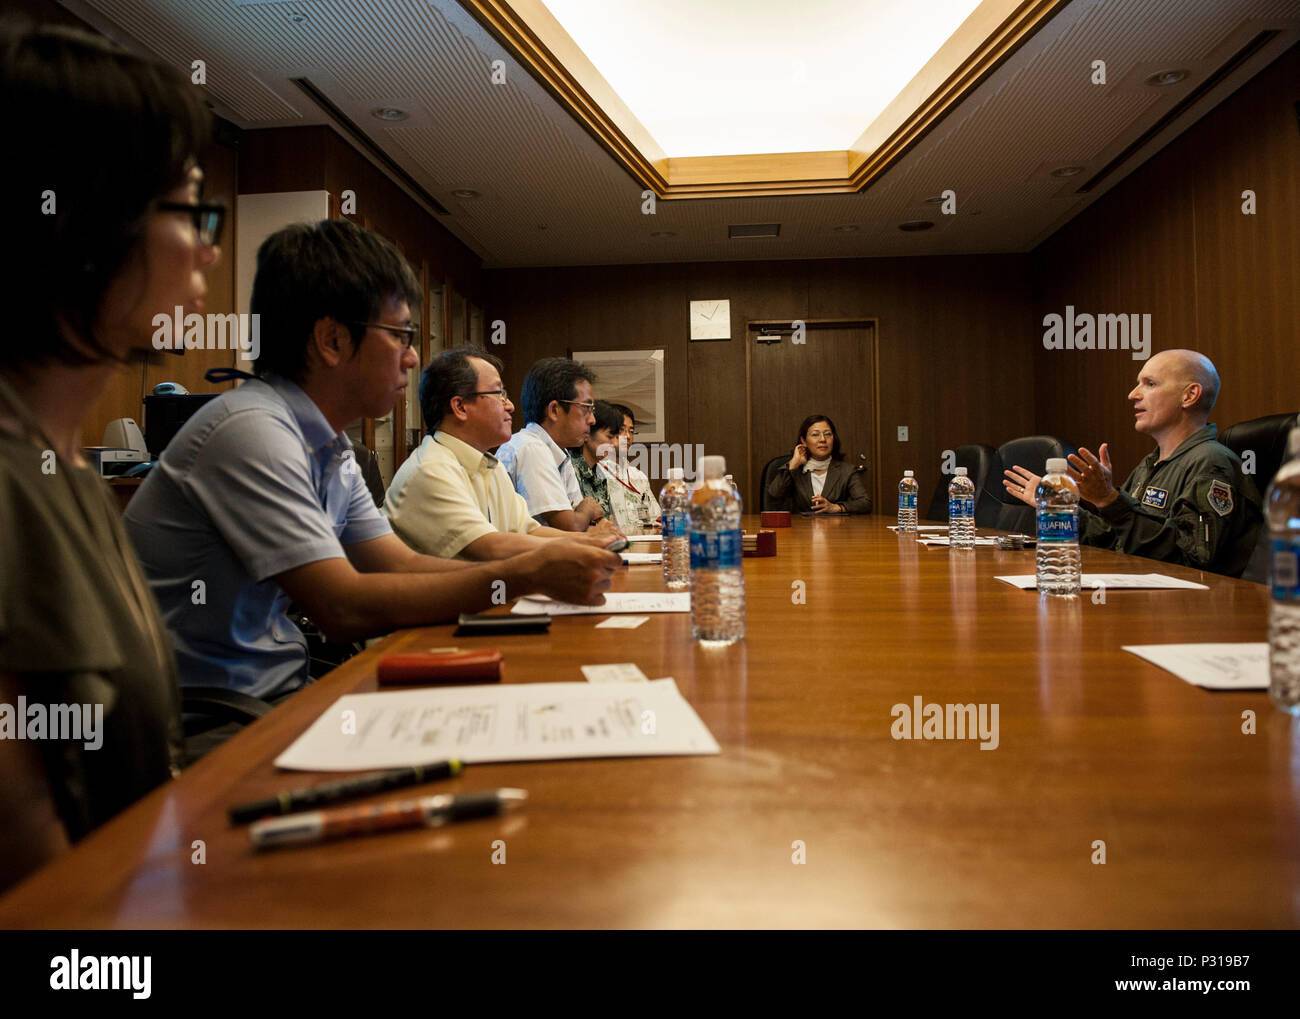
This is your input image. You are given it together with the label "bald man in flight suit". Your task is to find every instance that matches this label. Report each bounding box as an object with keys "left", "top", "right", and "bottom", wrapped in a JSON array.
[{"left": 1003, "top": 349, "right": 1263, "bottom": 577}]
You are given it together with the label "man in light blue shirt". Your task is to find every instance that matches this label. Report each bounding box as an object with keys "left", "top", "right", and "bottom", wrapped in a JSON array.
[
  {"left": 126, "top": 220, "right": 620, "bottom": 700},
  {"left": 496, "top": 357, "right": 608, "bottom": 531}
]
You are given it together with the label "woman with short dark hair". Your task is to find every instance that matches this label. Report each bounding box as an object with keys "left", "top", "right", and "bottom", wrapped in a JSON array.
[
  {"left": 569, "top": 400, "right": 623, "bottom": 520},
  {"left": 766, "top": 414, "right": 872, "bottom": 514},
  {"left": 0, "top": 19, "right": 220, "bottom": 891}
]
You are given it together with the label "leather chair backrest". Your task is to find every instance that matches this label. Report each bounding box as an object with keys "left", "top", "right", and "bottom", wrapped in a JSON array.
[
  {"left": 992, "top": 435, "right": 1079, "bottom": 535},
  {"left": 923, "top": 444, "right": 1000, "bottom": 523},
  {"left": 1219, "top": 412, "right": 1298, "bottom": 497},
  {"left": 761, "top": 453, "right": 795, "bottom": 512}
]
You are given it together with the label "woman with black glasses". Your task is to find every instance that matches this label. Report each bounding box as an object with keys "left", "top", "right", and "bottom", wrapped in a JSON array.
[{"left": 0, "top": 19, "right": 221, "bottom": 891}]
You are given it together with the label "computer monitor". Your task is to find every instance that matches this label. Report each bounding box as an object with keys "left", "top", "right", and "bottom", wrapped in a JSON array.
[{"left": 144, "top": 393, "right": 218, "bottom": 458}]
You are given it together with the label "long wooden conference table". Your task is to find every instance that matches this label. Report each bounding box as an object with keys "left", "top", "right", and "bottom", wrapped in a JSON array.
[{"left": 1, "top": 516, "right": 1293, "bottom": 928}]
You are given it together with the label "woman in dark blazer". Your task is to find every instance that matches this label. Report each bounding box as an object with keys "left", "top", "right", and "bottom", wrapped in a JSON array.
[{"left": 767, "top": 414, "right": 872, "bottom": 514}]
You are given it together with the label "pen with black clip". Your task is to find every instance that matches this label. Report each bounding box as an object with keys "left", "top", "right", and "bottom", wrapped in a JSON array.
[
  {"left": 228, "top": 760, "right": 463, "bottom": 825},
  {"left": 249, "top": 789, "right": 527, "bottom": 849}
]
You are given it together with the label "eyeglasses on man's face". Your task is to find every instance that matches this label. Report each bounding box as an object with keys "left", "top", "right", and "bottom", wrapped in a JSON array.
[
  {"left": 155, "top": 201, "right": 226, "bottom": 247},
  {"left": 470, "top": 388, "right": 511, "bottom": 404},
  {"left": 558, "top": 399, "right": 596, "bottom": 413},
  {"left": 347, "top": 321, "right": 420, "bottom": 349}
]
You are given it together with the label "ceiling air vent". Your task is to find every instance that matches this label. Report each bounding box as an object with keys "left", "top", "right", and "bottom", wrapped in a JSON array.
[{"left": 728, "top": 223, "right": 780, "bottom": 239}]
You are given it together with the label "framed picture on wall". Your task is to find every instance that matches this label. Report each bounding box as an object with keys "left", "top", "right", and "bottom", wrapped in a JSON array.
[{"left": 570, "top": 348, "right": 665, "bottom": 443}]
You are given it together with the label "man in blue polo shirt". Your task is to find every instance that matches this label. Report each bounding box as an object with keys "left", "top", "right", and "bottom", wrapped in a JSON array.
[{"left": 125, "top": 220, "right": 620, "bottom": 701}]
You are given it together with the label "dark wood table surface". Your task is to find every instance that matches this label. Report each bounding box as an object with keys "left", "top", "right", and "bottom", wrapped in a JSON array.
[{"left": 2, "top": 515, "right": 1294, "bottom": 928}]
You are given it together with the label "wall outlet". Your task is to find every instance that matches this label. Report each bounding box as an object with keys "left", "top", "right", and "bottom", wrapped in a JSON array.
[{"left": 897, "top": 426, "right": 909, "bottom": 442}]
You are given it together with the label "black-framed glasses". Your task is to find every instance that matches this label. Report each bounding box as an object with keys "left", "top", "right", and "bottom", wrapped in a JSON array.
[
  {"left": 470, "top": 389, "right": 511, "bottom": 404},
  {"left": 155, "top": 201, "right": 226, "bottom": 246},
  {"left": 558, "top": 399, "right": 596, "bottom": 412},
  {"left": 347, "top": 321, "right": 420, "bottom": 349}
]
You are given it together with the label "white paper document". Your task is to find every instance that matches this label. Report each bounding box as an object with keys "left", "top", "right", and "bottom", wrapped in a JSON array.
[
  {"left": 918, "top": 535, "right": 1001, "bottom": 547},
  {"left": 512, "top": 592, "right": 690, "bottom": 615},
  {"left": 887, "top": 525, "right": 948, "bottom": 532},
  {"left": 1122, "top": 643, "right": 1269, "bottom": 690},
  {"left": 274, "top": 678, "right": 720, "bottom": 771},
  {"left": 595, "top": 615, "right": 650, "bottom": 629},
  {"left": 620, "top": 551, "right": 662, "bottom": 565},
  {"left": 995, "top": 573, "right": 1209, "bottom": 591},
  {"left": 581, "top": 663, "right": 649, "bottom": 683},
  {"left": 625, "top": 534, "right": 662, "bottom": 543}
]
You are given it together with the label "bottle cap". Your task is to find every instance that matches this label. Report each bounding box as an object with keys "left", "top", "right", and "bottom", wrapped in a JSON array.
[
  {"left": 903, "top": 470, "right": 914, "bottom": 477},
  {"left": 954, "top": 466, "right": 968, "bottom": 476},
  {"left": 666, "top": 467, "right": 684, "bottom": 481},
  {"left": 700, "top": 455, "right": 726, "bottom": 479},
  {"left": 1045, "top": 458, "right": 1068, "bottom": 474}
]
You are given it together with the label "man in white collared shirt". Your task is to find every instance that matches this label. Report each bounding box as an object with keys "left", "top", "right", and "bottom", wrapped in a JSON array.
[
  {"left": 386, "top": 349, "right": 615, "bottom": 558},
  {"left": 496, "top": 357, "right": 608, "bottom": 531}
]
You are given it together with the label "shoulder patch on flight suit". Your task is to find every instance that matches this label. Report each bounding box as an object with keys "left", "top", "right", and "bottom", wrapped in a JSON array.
[
  {"left": 1141, "top": 485, "right": 1169, "bottom": 509},
  {"left": 1207, "top": 479, "right": 1234, "bottom": 517}
]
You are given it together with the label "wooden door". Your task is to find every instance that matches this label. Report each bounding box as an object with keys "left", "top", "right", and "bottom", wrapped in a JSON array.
[{"left": 747, "top": 321, "right": 878, "bottom": 511}]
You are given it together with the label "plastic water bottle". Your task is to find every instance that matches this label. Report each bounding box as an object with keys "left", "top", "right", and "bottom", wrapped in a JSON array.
[
  {"left": 948, "top": 467, "right": 976, "bottom": 549},
  {"left": 1035, "top": 458, "right": 1081, "bottom": 596},
  {"left": 659, "top": 466, "right": 690, "bottom": 591},
  {"left": 1268, "top": 426, "right": 1300, "bottom": 715},
  {"left": 897, "top": 470, "right": 918, "bottom": 531},
  {"left": 690, "top": 454, "right": 745, "bottom": 645}
]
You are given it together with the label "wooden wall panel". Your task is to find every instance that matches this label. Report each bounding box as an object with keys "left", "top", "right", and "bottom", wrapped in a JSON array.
[
  {"left": 239, "top": 127, "right": 482, "bottom": 304},
  {"left": 1031, "top": 43, "right": 1300, "bottom": 477},
  {"left": 485, "top": 255, "right": 1036, "bottom": 510}
]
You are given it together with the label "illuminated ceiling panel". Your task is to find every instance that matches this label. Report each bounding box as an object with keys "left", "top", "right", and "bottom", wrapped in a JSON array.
[{"left": 541, "top": 0, "right": 985, "bottom": 157}]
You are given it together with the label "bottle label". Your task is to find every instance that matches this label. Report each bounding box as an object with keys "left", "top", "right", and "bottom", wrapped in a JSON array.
[
  {"left": 1273, "top": 539, "right": 1300, "bottom": 601},
  {"left": 1037, "top": 509, "right": 1078, "bottom": 542},
  {"left": 663, "top": 512, "right": 688, "bottom": 539},
  {"left": 898, "top": 493, "right": 916, "bottom": 511},
  {"left": 948, "top": 496, "right": 973, "bottom": 519},
  {"left": 690, "top": 529, "right": 742, "bottom": 569}
]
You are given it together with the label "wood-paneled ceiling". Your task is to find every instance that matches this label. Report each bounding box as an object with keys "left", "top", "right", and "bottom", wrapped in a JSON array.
[{"left": 60, "top": 0, "right": 1300, "bottom": 267}]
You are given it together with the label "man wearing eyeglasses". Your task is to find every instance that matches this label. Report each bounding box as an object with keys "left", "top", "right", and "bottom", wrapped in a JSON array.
[
  {"left": 496, "top": 357, "right": 610, "bottom": 532},
  {"left": 125, "top": 221, "right": 620, "bottom": 708},
  {"left": 385, "top": 347, "right": 617, "bottom": 558}
]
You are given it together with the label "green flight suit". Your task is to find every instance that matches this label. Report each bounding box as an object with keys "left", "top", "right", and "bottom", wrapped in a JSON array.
[{"left": 1080, "top": 424, "right": 1263, "bottom": 578}]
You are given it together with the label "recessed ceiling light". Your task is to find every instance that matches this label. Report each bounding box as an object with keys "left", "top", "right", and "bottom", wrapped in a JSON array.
[
  {"left": 898, "top": 220, "right": 934, "bottom": 232},
  {"left": 371, "top": 107, "right": 408, "bottom": 122},
  {"left": 832, "top": 224, "right": 860, "bottom": 233},
  {"left": 1050, "top": 165, "right": 1085, "bottom": 178},
  {"left": 651, "top": 230, "right": 676, "bottom": 237},
  {"left": 1144, "top": 68, "right": 1188, "bottom": 87},
  {"left": 451, "top": 188, "right": 480, "bottom": 199},
  {"left": 288, "top": 12, "right": 308, "bottom": 25}
]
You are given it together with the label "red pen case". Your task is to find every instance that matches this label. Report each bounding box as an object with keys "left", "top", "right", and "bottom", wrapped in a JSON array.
[{"left": 376, "top": 650, "right": 504, "bottom": 685}]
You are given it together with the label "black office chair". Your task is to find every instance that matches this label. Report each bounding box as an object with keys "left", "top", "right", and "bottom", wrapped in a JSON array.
[
  {"left": 923, "top": 444, "right": 999, "bottom": 523},
  {"left": 760, "top": 453, "right": 794, "bottom": 511},
  {"left": 992, "top": 435, "right": 1078, "bottom": 534},
  {"left": 1219, "top": 412, "right": 1298, "bottom": 497},
  {"left": 1222, "top": 412, "right": 1297, "bottom": 584},
  {"left": 181, "top": 687, "right": 273, "bottom": 764}
]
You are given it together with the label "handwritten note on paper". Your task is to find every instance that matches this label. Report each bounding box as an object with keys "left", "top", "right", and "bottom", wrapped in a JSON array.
[
  {"left": 918, "top": 535, "right": 1000, "bottom": 547},
  {"left": 1122, "top": 643, "right": 1269, "bottom": 690},
  {"left": 512, "top": 592, "right": 690, "bottom": 616},
  {"left": 273, "top": 678, "right": 720, "bottom": 771},
  {"left": 995, "top": 573, "right": 1209, "bottom": 591}
]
